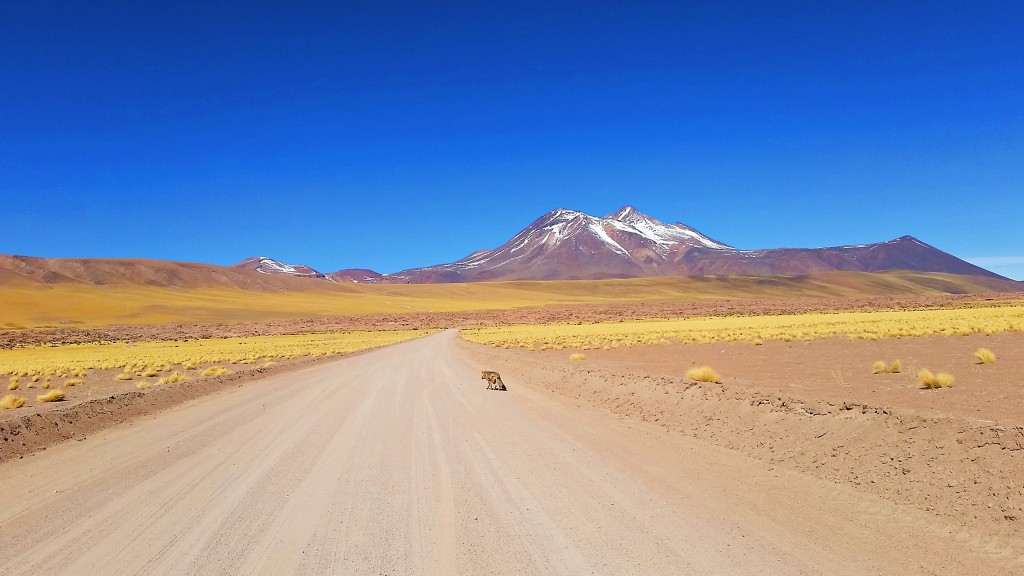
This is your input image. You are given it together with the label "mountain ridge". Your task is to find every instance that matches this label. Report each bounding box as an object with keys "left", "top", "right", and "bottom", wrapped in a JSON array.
[{"left": 236, "top": 206, "right": 1004, "bottom": 283}]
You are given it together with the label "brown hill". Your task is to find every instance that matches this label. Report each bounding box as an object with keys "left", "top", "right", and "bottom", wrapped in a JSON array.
[
  {"left": 0, "top": 255, "right": 350, "bottom": 292},
  {"left": 233, "top": 256, "right": 326, "bottom": 279},
  {"left": 0, "top": 253, "right": 1020, "bottom": 330}
]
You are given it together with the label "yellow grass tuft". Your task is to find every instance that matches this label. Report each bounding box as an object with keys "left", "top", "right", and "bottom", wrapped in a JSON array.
[
  {"left": 116, "top": 371, "right": 133, "bottom": 381},
  {"left": 8, "top": 381, "right": 19, "bottom": 391},
  {"left": 201, "top": 366, "right": 231, "bottom": 377},
  {"left": 974, "top": 348, "right": 996, "bottom": 364},
  {"left": 569, "top": 353, "right": 586, "bottom": 361},
  {"left": 64, "top": 379, "right": 83, "bottom": 387},
  {"left": 141, "top": 367, "right": 159, "bottom": 377},
  {"left": 166, "top": 371, "right": 188, "bottom": 383},
  {"left": 872, "top": 360, "right": 901, "bottom": 374},
  {"left": 136, "top": 381, "right": 150, "bottom": 389},
  {"left": 37, "top": 390, "right": 65, "bottom": 403},
  {"left": 182, "top": 359, "right": 199, "bottom": 370},
  {"left": 261, "top": 359, "right": 276, "bottom": 368},
  {"left": 0, "top": 394, "right": 26, "bottom": 410},
  {"left": 918, "top": 369, "right": 954, "bottom": 389},
  {"left": 41, "top": 382, "right": 50, "bottom": 389},
  {"left": 686, "top": 366, "right": 722, "bottom": 383}
]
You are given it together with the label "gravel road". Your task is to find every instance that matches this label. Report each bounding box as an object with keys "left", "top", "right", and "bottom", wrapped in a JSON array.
[{"left": 0, "top": 331, "right": 1011, "bottom": 575}]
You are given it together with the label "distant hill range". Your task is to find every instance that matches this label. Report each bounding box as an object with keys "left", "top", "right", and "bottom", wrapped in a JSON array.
[{"left": 234, "top": 206, "right": 1009, "bottom": 284}]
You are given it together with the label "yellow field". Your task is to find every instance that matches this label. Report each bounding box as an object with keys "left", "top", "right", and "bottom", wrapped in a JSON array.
[
  {"left": 0, "top": 329, "right": 432, "bottom": 377},
  {"left": 1, "top": 270, "right": 1015, "bottom": 329},
  {"left": 460, "top": 305, "right": 1024, "bottom": 350}
]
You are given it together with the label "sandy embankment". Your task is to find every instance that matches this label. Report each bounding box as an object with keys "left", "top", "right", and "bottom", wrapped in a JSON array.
[
  {"left": 460, "top": 335, "right": 1024, "bottom": 555},
  {"left": 0, "top": 355, "right": 330, "bottom": 463}
]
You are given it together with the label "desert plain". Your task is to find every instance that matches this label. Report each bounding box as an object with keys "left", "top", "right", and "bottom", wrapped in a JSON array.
[{"left": 1, "top": 270, "right": 1023, "bottom": 575}]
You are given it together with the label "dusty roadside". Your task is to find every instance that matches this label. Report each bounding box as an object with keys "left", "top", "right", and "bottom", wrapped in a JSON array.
[
  {"left": 459, "top": 336, "right": 1024, "bottom": 559},
  {"left": 0, "top": 354, "right": 345, "bottom": 463}
]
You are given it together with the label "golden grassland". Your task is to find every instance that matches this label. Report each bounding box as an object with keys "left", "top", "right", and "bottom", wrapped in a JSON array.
[
  {"left": 0, "top": 329, "right": 431, "bottom": 380},
  {"left": 460, "top": 304, "right": 1024, "bottom": 350},
  {"left": 1, "top": 270, "right": 1017, "bottom": 329}
]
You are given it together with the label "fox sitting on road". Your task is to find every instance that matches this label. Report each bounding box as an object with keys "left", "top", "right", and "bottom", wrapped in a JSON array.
[{"left": 481, "top": 370, "right": 507, "bottom": 391}]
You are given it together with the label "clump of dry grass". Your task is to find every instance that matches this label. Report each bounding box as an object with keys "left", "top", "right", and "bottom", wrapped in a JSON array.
[
  {"left": 37, "top": 390, "right": 65, "bottom": 403},
  {"left": 569, "top": 353, "right": 586, "bottom": 361},
  {"left": 182, "top": 359, "right": 199, "bottom": 370},
  {"left": 974, "top": 348, "right": 996, "bottom": 364},
  {"left": 136, "top": 381, "right": 150, "bottom": 389},
  {"left": 8, "top": 381, "right": 19, "bottom": 391},
  {"left": 116, "top": 371, "right": 133, "bottom": 381},
  {"left": 64, "top": 379, "right": 83, "bottom": 387},
  {"left": 261, "top": 359, "right": 276, "bottom": 368},
  {"left": 686, "top": 366, "right": 722, "bottom": 383},
  {"left": 141, "top": 367, "right": 159, "bottom": 377},
  {"left": 201, "top": 366, "right": 231, "bottom": 377},
  {"left": 40, "top": 382, "right": 50, "bottom": 389},
  {"left": 0, "top": 394, "right": 26, "bottom": 410},
  {"left": 918, "top": 369, "right": 954, "bottom": 389},
  {"left": 872, "top": 360, "right": 901, "bottom": 374},
  {"left": 156, "top": 371, "right": 188, "bottom": 385}
]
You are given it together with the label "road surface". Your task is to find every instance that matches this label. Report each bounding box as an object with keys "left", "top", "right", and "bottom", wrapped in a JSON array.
[{"left": 0, "top": 331, "right": 1011, "bottom": 574}]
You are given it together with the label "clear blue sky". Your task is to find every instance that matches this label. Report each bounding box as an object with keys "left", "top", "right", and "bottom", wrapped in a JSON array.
[{"left": 2, "top": 1, "right": 1022, "bottom": 278}]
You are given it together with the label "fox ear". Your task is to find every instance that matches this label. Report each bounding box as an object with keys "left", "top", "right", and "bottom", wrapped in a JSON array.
[{"left": 481, "top": 370, "right": 486, "bottom": 376}]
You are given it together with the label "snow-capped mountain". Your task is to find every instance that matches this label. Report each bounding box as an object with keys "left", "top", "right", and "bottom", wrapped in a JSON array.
[
  {"left": 378, "top": 206, "right": 1005, "bottom": 283},
  {"left": 385, "top": 206, "right": 734, "bottom": 282},
  {"left": 233, "top": 256, "right": 326, "bottom": 279},
  {"left": 233, "top": 206, "right": 1007, "bottom": 284}
]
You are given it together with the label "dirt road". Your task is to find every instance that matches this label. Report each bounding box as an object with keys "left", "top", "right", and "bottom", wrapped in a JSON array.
[{"left": 0, "top": 331, "right": 1017, "bottom": 575}]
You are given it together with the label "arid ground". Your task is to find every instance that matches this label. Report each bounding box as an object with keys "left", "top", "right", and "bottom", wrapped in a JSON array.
[{"left": 1, "top": 293, "right": 1023, "bottom": 574}]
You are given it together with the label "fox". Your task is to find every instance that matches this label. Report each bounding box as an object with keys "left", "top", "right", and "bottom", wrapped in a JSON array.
[{"left": 481, "top": 370, "right": 507, "bottom": 391}]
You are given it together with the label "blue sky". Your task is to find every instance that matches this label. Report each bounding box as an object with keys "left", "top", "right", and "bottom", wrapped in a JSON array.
[{"left": 2, "top": 1, "right": 1022, "bottom": 279}]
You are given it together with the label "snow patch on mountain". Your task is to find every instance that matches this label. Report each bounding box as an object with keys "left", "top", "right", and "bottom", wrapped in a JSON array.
[
  {"left": 234, "top": 256, "right": 325, "bottom": 279},
  {"left": 607, "top": 206, "right": 732, "bottom": 250}
]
